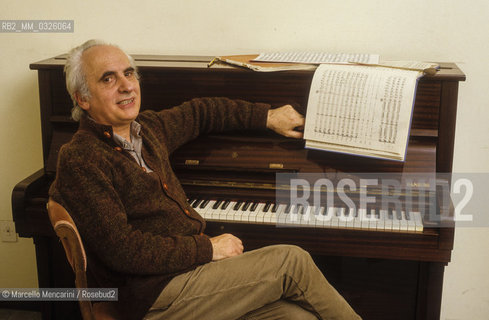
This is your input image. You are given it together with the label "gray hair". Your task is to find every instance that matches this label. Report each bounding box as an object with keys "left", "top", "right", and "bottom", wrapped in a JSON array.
[{"left": 64, "top": 39, "right": 139, "bottom": 121}]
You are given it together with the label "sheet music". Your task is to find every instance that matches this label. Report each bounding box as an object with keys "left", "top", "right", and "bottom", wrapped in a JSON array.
[
  {"left": 379, "top": 60, "right": 439, "bottom": 70},
  {"left": 254, "top": 52, "right": 380, "bottom": 65},
  {"left": 303, "top": 64, "right": 420, "bottom": 160}
]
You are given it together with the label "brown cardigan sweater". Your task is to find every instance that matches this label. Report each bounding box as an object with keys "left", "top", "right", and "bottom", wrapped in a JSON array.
[{"left": 49, "top": 97, "right": 271, "bottom": 319}]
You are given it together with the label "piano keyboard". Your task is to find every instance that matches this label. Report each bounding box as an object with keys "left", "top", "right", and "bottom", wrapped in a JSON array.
[{"left": 189, "top": 199, "right": 423, "bottom": 233}]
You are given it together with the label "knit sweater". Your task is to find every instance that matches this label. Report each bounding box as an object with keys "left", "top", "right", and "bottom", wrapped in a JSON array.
[{"left": 49, "top": 97, "right": 271, "bottom": 320}]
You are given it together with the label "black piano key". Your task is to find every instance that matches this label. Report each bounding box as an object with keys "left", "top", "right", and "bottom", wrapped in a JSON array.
[
  {"left": 221, "top": 200, "right": 230, "bottom": 210},
  {"left": 322, "top": 207, "right": 329, "bottom": 216},
  {"left": 396, "top": 210, "right": 403, "bottom": 220},
  {"left": 388, "top": 208, "right": 394, "bottom": 219},
  {"left": 296, "top": 204, "right": 304, "bottom": 215},
  {"left": 366, "top": 208, "right": 372, "bottom": 218},
  {"left": 233, "top": 201, "right": 243, "bottom": 211},
  {"left": 284, "top": 204, "right": 291, "bottom": 214},
  {"left": 212, "top": 200, "right": 223, "bottom": 210},
  {"left": 405, "top": 210, "right": 411, "bottom": 220},
  {"left": 199, "top": 199, "right": 210, "bottom": 209},
  {"left": 375, "top": 209, "right": 380, "bottom": 219},
  {"left": 335, "top": 207, "right": 341, "bottom": 217},
  {"left": 315, "top": 206, "right": 323, "bottom": 216},
  {"left": 192, "top": 199, "right": 203, "bottom": 208},
  {"left": 354, "top": 208, "right": 359, "bottom": 218},
  {"left": 263, "top": 202, "right": 271, "bottom": 212},
  {"left": 271, "top": 203, "right": 278, "bottom": 213},
  {"left": 242, "top": 201, "right": 251, "bottom": 211},
  {"left": 250, "top": 202, "right": 258, "bottom": 212}
]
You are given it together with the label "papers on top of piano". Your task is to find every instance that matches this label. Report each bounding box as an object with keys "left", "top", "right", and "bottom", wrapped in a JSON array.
[
  {"left": 253, "top": 52, "right": 380, "bottom": 65},
  {"left": 208, "top": 54, "right": 318, "bottom": 72},
  {"left": 304, "top": 64, "right": 425, "bottom": 161},
  {"left": 208, "top": 52, "right": 380, "bottom": 72},
  {"left": 208, "top": 51, "right": 439, "bottom": 161},
  {"left": 209, "top": 52, "right": 438, "bottom": 74}
]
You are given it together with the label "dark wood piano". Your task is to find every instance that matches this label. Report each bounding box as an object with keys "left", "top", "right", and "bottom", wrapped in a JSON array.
[{"left": 13, "top": 54, "right": 465, "bottom": 320}]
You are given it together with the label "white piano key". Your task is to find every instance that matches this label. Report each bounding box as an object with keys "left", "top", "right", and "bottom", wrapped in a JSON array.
[
  {"left": 345, "top": 207, "right": 356, "bottom": 229},
  {"left": 400, "top": 211, "right": 409, "bottom": 232},
  {"left": 217, "top": 201, "right": 233, "bottom": 220},
  {"left": 384, "top": 210, "right": 393, "bottom": 231},
  {"left": 194, "top": 200, "right": 204, "bottom": 214},
  {"left": 330, "top": 207, "right": 340, "bottom": 228},
  {"left": 275, "top": 204, "right": 287, "bottom": 225},
  {"left": 191, "top": 199, "right": 203, "bottom": 211},
  {"left": 201, "top": 200, "right": 217, "bottom": 220},
  {"left": 378, "top": 209, "right": 388, "bottom": 231},
  {"left": 239, "top": 202, "right": 254, "bottom": 222},
  {"left": 321, "top": 206, "right": 335, "bottom": 228},
  {"left": 200, "top": 200, "right": 214, "bottom": 219},
  {"left": 368, "top": 208, "right": 379, "bottom": 230},
  {"left": 262, "top": 203, "right": 274, "bottom": 224},
  {"left": 314, "top": 206, "right": 326, "bottom": 227},
  {"left": 406, "top": 211, "right": 416, "bottom": 232},
  {"left": 305, "top": 206, "right": 318, "bottom": 227},
  {"left": 338, "top": 207, "right": 348, "bottom": 228},
  {"left": 286, "top": 205, "right": 300, "bottom": 226},
  {"left": 224, "top": 201, "right": 239, "bottom": 221},
  {"left": 277, "top": 204, "right": 289, "bottom": 225},
  {"left": 300, "top": 205, "right": 312, "bottom": 226},
  {"left": 359, "top": 208, "right": 370, "bottom": 229},
  {"left": 231, "top": 202, "right": 245, "bottom": 221},
  {"left": 413, "top": 211, "right": 424, "bottom": 232},
  {"left": 269, "top": 210, "right": 278, "bottom": 224},
  {"left": 254, "top": 203, "right": 267, "bottom": 224},
  {"left": 246, "top": 202, "right": 258, "bottom": 223},
  {"left": 392, "top": 210, "right": 401, "bottom": 231},
  {"left": 249, "top": 203, "right": 266, "bottom": 223}
]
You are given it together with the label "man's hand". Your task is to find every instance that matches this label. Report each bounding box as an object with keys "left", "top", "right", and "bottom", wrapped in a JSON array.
[
  {"left": 266, "top": 105, "right": 305, "bottom": 139},
  {"left": 210, "top": 233, "right": 244, "bottom": 261}
]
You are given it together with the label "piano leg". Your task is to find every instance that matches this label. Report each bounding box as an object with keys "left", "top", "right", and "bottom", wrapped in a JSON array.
[{"left": 416, "top": 262, "right": 446, "bottom": 320}]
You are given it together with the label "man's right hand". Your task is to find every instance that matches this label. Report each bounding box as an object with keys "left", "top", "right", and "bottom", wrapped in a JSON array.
[{"left": 210, "top": 233, "right": 244, "bottom": 261}]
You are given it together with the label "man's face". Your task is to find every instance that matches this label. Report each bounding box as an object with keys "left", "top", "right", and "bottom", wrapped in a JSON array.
[{"left": 77, "top": 45, "right": 141, "bottom": 133}]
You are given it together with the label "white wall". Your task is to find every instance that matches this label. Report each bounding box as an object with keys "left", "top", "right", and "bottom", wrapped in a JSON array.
[{"left": 1, "top": 1, "right": 488, "bottom": 318}]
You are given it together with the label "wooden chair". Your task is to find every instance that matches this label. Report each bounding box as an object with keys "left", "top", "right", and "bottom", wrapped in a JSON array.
[{"left": 47, "top": 199, "right": 119, "bottom": 320}]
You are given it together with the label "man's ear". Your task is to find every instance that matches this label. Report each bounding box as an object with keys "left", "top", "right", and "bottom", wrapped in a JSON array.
[{"left": 74, "top": 92, "right": 90, "bottom": 111}]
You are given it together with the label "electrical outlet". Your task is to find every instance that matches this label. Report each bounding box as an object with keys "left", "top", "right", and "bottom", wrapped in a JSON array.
[{"left": 0, "top": 220, "right": 18, "bottom": 242}]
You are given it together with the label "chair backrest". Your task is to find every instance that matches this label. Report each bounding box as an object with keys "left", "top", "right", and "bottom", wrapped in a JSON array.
[{"left": 47, "top": 199, "right": 118, "bottom": 320}]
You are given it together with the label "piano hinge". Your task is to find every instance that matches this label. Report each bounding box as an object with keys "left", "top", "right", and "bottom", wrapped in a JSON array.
[
  {"left": 269, "top": 163, "right": 284, "bottom": 169},
  {"left": 185, "top": 159, "right": 200, "bottom": 166}
]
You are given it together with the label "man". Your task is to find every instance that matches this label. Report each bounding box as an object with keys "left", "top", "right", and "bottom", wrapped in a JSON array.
[{"left": 49, "top": 40, "right": 361, "bottom": 320}]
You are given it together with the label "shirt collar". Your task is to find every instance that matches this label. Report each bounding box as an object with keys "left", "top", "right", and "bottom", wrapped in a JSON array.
[
  {"left": 78, "top": 114, "right": 143, "bottom": 148},
  {"left": 113, "top": 121, "right": 142, "bottom": 150}
]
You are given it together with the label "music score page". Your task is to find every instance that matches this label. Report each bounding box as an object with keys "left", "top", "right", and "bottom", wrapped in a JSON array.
[
  {"left": 303, "top": 64, "right": 421, "bottom": 161},
  {"left": 254, "top": 52, "right": 379, "bottom": 65}
]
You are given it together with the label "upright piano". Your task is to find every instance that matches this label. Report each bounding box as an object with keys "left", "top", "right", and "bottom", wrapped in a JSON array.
[{"left": 12, "top": 54, "right": 465, "bottom": 319}]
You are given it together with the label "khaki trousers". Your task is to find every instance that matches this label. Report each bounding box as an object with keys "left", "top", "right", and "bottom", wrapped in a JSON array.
[{"left": 144, "top": 245, "right": 361, "bottom": 320}]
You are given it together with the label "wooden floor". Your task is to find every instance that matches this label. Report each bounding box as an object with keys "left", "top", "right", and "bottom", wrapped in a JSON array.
[{"left": 0, "top": 309, "right": 41, "bottom": 320}]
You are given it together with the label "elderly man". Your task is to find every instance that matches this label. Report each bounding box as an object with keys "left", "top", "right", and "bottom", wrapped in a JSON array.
[{"left": 49, "top": 40, "right": 361, "bottom": 320}]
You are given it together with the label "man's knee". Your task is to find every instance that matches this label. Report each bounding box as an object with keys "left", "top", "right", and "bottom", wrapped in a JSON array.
[
  {"left": 265, "top": 244, "right": 310, "bottom": 258},
  {"left": 248, "top": 245, "right": 317, "bottom": 279},
  {"left": 240, "top": 300, "right": 318, "bottom": 320},
  {"left": 273, "top": 244, "right": 314, "bottom": 265}
]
